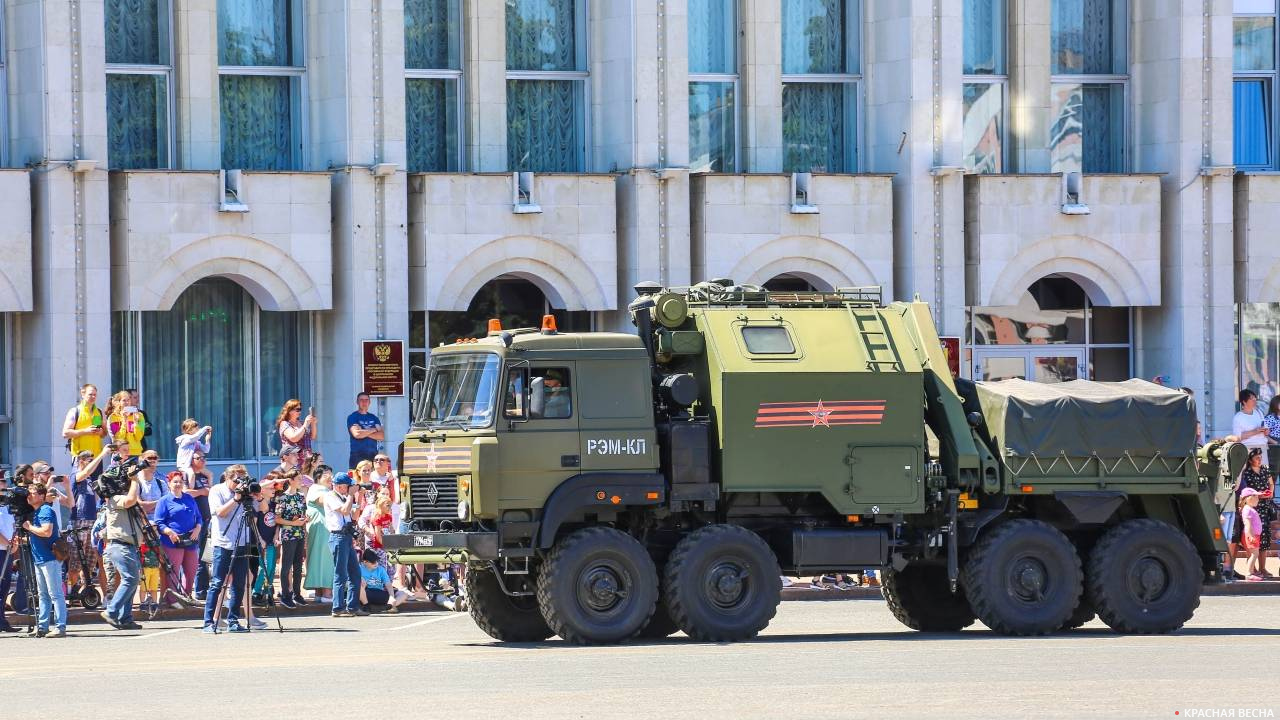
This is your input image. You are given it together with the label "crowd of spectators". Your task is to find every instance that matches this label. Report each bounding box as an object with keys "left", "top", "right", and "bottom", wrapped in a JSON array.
[{"left": 0, "top": 387, "right": 456, "bottom": 637}]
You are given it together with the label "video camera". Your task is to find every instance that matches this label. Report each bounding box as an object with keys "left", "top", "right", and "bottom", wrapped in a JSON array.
[
  {"left": 233, "top": 477, "right": 263, "bottom": 508},
  {"left": 0, "top": 485, "right": 33, "bottom": 525},
  {"left": 93, "top": 455, "right": 144, "bottom": 500}
]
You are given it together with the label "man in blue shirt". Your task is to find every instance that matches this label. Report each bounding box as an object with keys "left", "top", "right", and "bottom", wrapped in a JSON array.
[
  {"left": 347, "top": 392, "right": 383, "bottom": 469},
  {"left": 22, "top": 484, "right": 67, "bottom": 637}
]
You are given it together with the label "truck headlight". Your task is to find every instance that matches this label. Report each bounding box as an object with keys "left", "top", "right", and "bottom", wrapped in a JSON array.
[{"left": 457, "top": 500, "right": 470, "bottom": 520}]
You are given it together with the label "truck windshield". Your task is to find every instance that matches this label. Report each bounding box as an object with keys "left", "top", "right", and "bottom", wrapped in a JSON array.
[{"left": 416, "top": 353, "right": 501, "bottom": 429}]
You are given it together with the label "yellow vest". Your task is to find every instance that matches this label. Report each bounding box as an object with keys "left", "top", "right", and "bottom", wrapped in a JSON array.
[{"left": 70, "top": 403, "right": 104, "bottom": 456}]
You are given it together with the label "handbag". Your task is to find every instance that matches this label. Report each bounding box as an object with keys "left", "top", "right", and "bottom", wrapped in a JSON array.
[{"left": 51, "top": 536, "right": 71, "bottom": 563}]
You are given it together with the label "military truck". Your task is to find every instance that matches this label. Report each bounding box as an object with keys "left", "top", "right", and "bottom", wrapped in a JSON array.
[{"left": 386, "top": 281, "right": 1228, "bottom": 645}]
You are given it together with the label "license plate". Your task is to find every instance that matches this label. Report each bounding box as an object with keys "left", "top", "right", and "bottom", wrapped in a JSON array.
[{"left": 413, "top": 535, "right": 435, "bottom": 548}]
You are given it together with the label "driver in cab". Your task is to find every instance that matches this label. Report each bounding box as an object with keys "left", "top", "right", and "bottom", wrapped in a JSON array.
[{"left": 540, "top": 370, "right": 571, "bottom": 419}]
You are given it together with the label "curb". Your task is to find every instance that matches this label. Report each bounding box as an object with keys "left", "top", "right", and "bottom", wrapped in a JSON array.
[
  {"left": 6, "top": 600, "right": 453, "bottom": 627},
  {"left": 779, "top": 581, "right": 1280, "bottom": 602}
]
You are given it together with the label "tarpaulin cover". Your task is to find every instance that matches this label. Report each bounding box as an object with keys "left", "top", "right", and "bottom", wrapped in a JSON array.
[{"left": 975, "top": 378, "right": 1196, "bottom": 458}]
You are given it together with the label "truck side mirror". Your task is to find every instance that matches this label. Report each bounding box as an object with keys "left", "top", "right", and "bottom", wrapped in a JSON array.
[
  {"left": 410, "top": 380, "right": 423, "bottom": 415},
  {"left": 529, "top": 376, "right": 546, "bottom": 418},
  {"left": 504, "top": 366, "right": 531, "bottom": 426}
]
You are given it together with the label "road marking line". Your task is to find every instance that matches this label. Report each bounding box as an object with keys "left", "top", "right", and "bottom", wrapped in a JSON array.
[
  {"left": 385, "top": 613, "right": 467, "bottom": 632},
  {"left": 131, "top": 627, "right": 189, "bottom": 640}
]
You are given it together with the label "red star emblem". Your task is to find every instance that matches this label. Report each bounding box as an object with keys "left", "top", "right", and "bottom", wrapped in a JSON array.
[
  {"left": 809, "top": 400, "right": 832, "bottom": 428},
  {"left": 425, "top": 447, "right": 440, "bottom": 473}
]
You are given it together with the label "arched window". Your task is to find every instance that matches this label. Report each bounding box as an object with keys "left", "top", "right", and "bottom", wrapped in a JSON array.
[{"left": 113, "top": 277, "right": 312, "bottom": 460}]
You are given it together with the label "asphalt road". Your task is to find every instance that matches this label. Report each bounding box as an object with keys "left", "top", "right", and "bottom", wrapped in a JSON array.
[{"left": 3, "top": 597, "right": 1277, "bottom": 720}]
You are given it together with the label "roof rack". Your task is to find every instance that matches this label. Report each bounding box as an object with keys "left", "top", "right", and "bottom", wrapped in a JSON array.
[{"left": 683, "top": 283, "right": 883, "bottom": 309}]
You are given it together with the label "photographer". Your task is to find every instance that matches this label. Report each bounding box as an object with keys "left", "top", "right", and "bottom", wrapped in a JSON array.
[
  {"left": 324, "top": 474, "right": 367, "bottom": 617},
  {"left": 202, "top": 471, "right": 263, "bottom": 633},
  {"left": 100, "top": 456, "right": 145, "bottom": 630},
  {"left": 22, "top": 484, "right": 67, "bottom": 637},
  {"left": 134, "top": 451, "right": 169, "bottom": 517}
]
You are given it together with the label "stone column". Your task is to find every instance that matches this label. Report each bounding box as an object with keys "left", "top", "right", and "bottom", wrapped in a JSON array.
[
  {"left": 1008, "top": 0, "right": 1051, "bottom": 172},
  {"left": 309, "top": 0, "right": 411, "bottom": 461},
  {"left": 739, "top": 0, "right": 782, "bottom": 172},
  {"left": 174, "top": 0, "right": 221, "bottom": 169},
  {"left": 464, "top": 0, "right": 506, "bottom": 171},
  {"left": 1133, "top": 0, "right": 1235, "bottom": 436},
  {"left": 9, "top": 0, "right": 112, "bottom": 462},
  {"left": 865, "top": 0, "right": 966, "bottom": 335}
]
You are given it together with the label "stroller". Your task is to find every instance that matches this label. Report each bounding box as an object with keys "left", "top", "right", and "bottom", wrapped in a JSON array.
[{"left": 61, "top": 526, "right": 103, "bottom": 609}]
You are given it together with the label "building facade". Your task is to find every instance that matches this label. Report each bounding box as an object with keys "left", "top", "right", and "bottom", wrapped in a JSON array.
[{"left": 0, "top": 0, "right": 1273, "bottom": 472}]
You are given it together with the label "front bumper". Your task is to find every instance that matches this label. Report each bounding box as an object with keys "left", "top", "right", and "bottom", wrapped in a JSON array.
[{"left": 383, "top": 531, "right": 498, "bottom": 564}]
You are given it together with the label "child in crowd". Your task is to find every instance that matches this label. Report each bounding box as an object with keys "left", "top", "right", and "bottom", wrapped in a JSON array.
[
  {"left": 359, "top": 549, "right": 408, "bottom": 613},
  {"left": 138, "top": 540, "right": 162, "bottom": 613},
  {"left": 1241, "top": 487, "right": 1266, "bottom": 581},
  {"left": 174, "top": 419, "right": 212, "bottom": 472}
]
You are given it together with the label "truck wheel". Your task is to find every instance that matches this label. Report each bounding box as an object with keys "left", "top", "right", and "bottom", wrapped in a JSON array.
[
  {"left": 1086, "top": 519, "right": 1201, "bottom": 634},
  {"left": 881, "top": 563, "right": 975, "bottom": 632},
  {"left": 637, "top": 600, "right": 680, "bottom": 639},
  {"left": 961, "top": 519, "right": 1082, "bottom": 636},
  {"left": 536, "top": 527, "right": 658, "bottom": 645},
  {"left": 664, "top": 524, "right": 781, "bottom": 642},
  {"left": 466, "top": 566, "right": 553, "bottom": 642}
]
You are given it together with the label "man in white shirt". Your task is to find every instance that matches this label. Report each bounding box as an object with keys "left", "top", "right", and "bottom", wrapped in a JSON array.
[
  {"left": 325, "top": 474, "right": 366, "bottom": 617},
  {"left": 1233, "top": 389, "right": 1270, "bottom": 464},
  {"left": 202, "top": 473, "right": 256, "bottom": 633}
]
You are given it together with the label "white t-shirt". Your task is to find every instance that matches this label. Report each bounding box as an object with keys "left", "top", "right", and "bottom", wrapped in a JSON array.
[
  {"left": 370, "top": 470, "right": 402, "bottom": 527},
  {"left": 324, "top": 490, "right": 355, "bottom": 533},
  {"left": 1233, "top": 409, "right": 1269, "bottom": 452},
  {"left": 0, "top": 507, "right": 13, "bottom": 545},
  {"left": 208, "top": 483, "right": 249, "bottom": 549}
]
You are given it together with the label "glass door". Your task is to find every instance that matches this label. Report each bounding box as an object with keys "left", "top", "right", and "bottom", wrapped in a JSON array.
[{"left": 973, "top": 348, "right": 1086, "bottom": 383}]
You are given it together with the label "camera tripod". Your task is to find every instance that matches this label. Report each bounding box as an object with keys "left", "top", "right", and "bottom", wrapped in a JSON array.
[
  {"left": 124, "top": 505, "right": 197, "bottom": 616},
  {"left": 208, "top": 498, "right": 284, "bottom": 634},
  {"left": 5, "top": 528, "right": 42, "bottom": 632}
]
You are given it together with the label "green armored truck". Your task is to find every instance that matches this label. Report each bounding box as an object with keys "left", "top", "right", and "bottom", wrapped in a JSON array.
[{"left": 386, "top": 282, "right": 1229, "bottom": 644}]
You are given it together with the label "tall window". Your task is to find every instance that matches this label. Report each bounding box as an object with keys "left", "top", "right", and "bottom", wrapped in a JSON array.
[
  {"left": 782, "top": 0, "right": 859, "bottom": 173},
  {"left": 963, "top": 0, "right": 1005, "bottom": 172},
  {"left": 406, "top": 0, "right": 462, "bottom": 171},
  {"left": 218, "top": 0, "right": 305, "bottom": 170},
  {"left": 1235, "top": 0, "right": 1277, "bottom": 168},
  {"left": 506, "top": 0, "right": 587, "bottom": 172},
  {"left": 106, "top": 0, "right": 172, "bottom": 169},
  {"left": 0, "top": 315, "right": 9, "bottom": 469},
  {"left": 1049, "top": 0, "right": 1128, "bottom": 173},
  {"left": 689, "top": 0, "right": 737, "bottom": 173},
  {"left": 113, "top": 278, "right": 312, "bottom": 461}
]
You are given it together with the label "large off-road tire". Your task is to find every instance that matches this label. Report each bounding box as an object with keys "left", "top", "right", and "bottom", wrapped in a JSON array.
[
  {"left": 1086, "top": 519, "right": 1202, "bottom": 634},
  {"left": 536, "top": 527, "right": 659, "bottom": 645},
  {"left": 466, "top": 566, "right": 553, "bottom": 642},
  {"left": 77, "top": 586, "right": 103, "bottom": 610},
  {"left": 663, "top": 524, "right": 781, "bottom": 642},
  {"left": 637, "top": 599, "right": 680, "bottom": 639},
  {"left": 961, "top": 519, "right": 1082, "bottom": 636},
  {"left": 881, "top": 563, "right": 976, "bottom": 632}
]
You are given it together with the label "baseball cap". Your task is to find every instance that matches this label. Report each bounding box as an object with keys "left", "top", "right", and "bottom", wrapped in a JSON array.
[
  {"left": 280, "top": 445, "right": 300, "bottom": 457},
  {"left": 76, "top": 450, "right": 94, "bottom": 460},
  {"left": 334, "top": 474, "right": 354, "bottom": 486},
  {"left": 1241, "top": 487, "right": 1262, "bottom": 498},
  {"left": 32, "top": 462, "right": 53, "bottom": 474}
]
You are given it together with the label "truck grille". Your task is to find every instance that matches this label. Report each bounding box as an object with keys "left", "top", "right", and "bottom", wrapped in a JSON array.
[{"left": 408, "top": 476, "right": 459, "bottom": 521}]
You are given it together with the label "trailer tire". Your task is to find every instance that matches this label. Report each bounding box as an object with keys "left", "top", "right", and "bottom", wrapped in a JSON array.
[
  {"left": 466, "top": 566, "right": 553, "bottom": 642},
  {"left": 881, "top": 564, "right": 976, "bottom": 632},
  {"left": 961, "top": 519, "right": 1082, "bottom": 636},
  {"left": 664, "top": 524, "right": 781, "bottom": 642},
  {"left": 536, "top": 527, "right": 658, "bottom": 645},
  {"left": 637, "top": 600, "right": 680, "bottom": 639},
  {"left": 1086, "top": 519, "right": 1202, "bottom": 634}
]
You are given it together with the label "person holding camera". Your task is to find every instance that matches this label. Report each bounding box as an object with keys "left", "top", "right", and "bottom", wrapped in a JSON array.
[
  {"left": 22, "top": 484, "right": 67, "bottom": 637},
  {"left": 134, "top": 450, "right": 169, "bottom": 517},
  {"left": 324, "top": 473, "right": 367, "bottom": 617},
  {"left": 202, "top": 470, "right": 262, "bottom": 633},
  {"left": 62, "top": 384, "right": 107, "bottom": 464},
  {"left": 185, "top": 453, "right": 214, "bottom": 602},
  {"left": 100, "top": 456, "right": 145, "bottom": 630},
  {"left": 275, "top": 470, "right": 308, "bottom": 608},
  {"left": 155, "top": 472, "right": 201, "bottom": 608}
]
